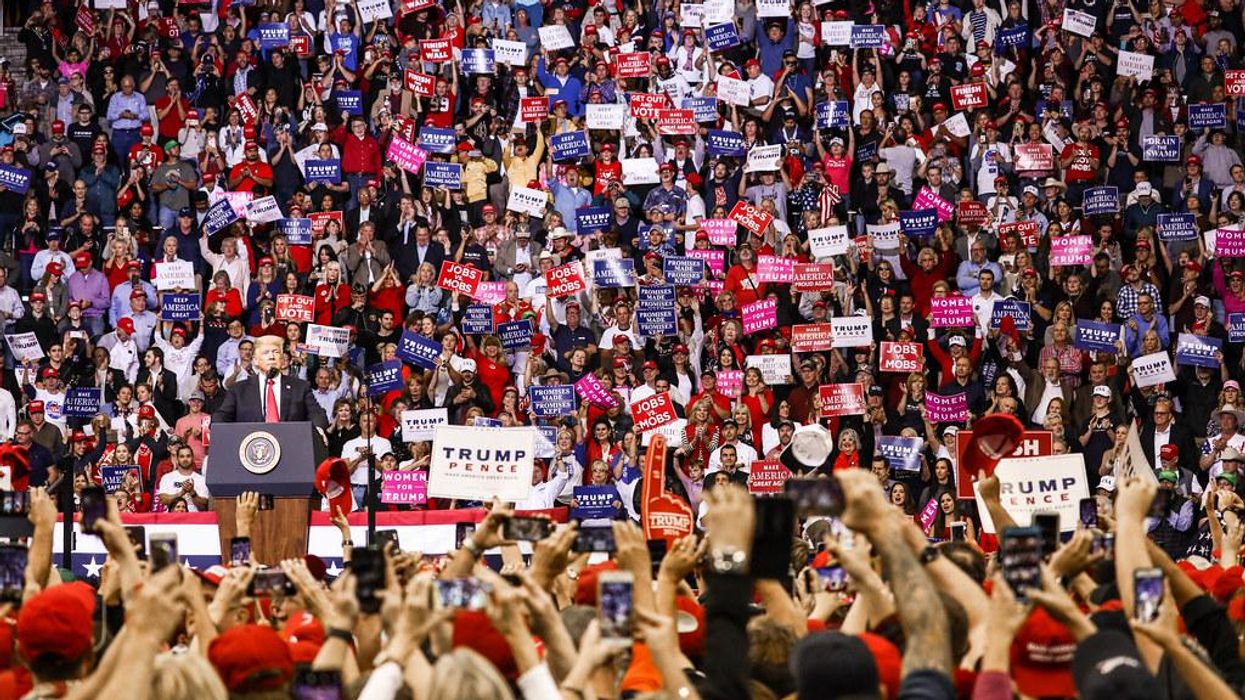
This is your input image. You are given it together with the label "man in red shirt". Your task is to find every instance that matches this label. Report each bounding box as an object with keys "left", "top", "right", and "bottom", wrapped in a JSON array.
[
  {"left": 227, "top": 141, "right": 274, "bottom": 193},
  {"left": 154, "top": 78, "right": 190, "bottom": 142},
  {"left": 128, "top": 124, "right": 164, "bottom": 172},
  {"left": 1059, "top": 122, "right": 1100, "bottom": 206},
  {"left": 338, "top": 117, "right": 381, "bottom": 209}
]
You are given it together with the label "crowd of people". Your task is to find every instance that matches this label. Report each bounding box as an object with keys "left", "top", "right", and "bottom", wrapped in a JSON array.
[{"left": 2, "top": 0, "right": 1245, "bottom": 695}]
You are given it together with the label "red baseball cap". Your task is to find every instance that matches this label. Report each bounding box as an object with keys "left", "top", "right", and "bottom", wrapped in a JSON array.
[
  {"left": 138, "top": 405, "right": 156, "bottom": 421},
  {"left": 117, "top": 317, "right": 136, "bottom": 335},
  {"left": 39, "top": 367, "right": 57, "bottom": 380},
  {"left": 73, "top": 252, "right": 92, "bottom": 269},
  {"left": 1009, "top": 608, "right": 1077, "bottom": 698},
  {"left": 27, "top": 401, "right": 43, "bottom": 414},
  {"left": 126, "top": 259, "right": 142, "bottom": 270},
  {"left": 140, "top": 124, "right": 154, "bottom": 136},
  {"left": 208, "top": 624, "right": 295, "bottom": 693},
  {"left": 959, "top": 413, "right": 1024, "bottom": 479},
  {"left": 1160, "top": 443, "right": 1179, "bottom": 461},
  {"left": 16, "top": 582, "right": 96, "bottom": 666},
  {"left": 130, "top": 287, "right": 146, "bottom": 299},
  {"left": 315, "top": 458, "right": 354, "bottom": 516},
  {"left": 46, "top": 262, "right": 63, "bottom": 276},
  {"left": 50, "top": 120, "right": 65, "bottom": 135},
  {"left": 29, "top": 292, "right": 45, "bottom": 302}
]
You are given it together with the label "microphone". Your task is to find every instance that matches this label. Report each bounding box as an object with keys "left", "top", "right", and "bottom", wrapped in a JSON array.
[{"left": 266, "top": 367, "right": 280, "bottom": 380}]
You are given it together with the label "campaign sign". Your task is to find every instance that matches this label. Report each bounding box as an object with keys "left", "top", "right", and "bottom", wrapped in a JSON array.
[
  {"left": 403, "top": 69, "right": 436, "bottom": 96},
  {"left": 815, "top": 100, "right": 850, "bottom": 129},
  {"left": 1175, "top": 333, "right": 1222, "bottom": 369},
  {"left": 436, "top": 261, "right": 483, "bottom": 296},
  {"left": 879, "top": 436, "right": 923, "bottom": 472},
  {"left": 728, "top": 200, "right": 774, "bottom": 235},
  {"left": 1189, "top": 103, "right": 1227, "bottom": 130},
  {"left": 1228, "top": 70, "right": 1245, "bottom": 97},
  {"left": 975, "top": 454, "right": 1090, "bottom": 534},
  {"left": 306, "top": 325, "right": 350, "bottom": 358},
  {"left": 420, "top": 38, "right": 453, "bottom": 63},
  {"left": 474, "top": 281, "right": 505, "bottom": 305},
  {"left": 575, "top": 373, "right": 619, "bottom": 409},
  {"left": 572, "top": 485, "right": 622, "bottom": 520},
  {"left": 957, "top": 201, "right": 989, "bottom": 228},
  {"left": 701, "top": 218, "right": 738, "bottom": 246},
  {"left": 428, "top": 425, "right": 535, "bottom": 501},
  {"left": 547, "top": 262, "right": 587, "bottom": 298},
  {"left": 616, "top": 52, "right": 652, "bottom": 78},
  {"left": 160, "top": 293, "right": 200, "bottom": 321},
  {"left": 202, "top": 197, "right": 240, "bottom": 237},
  {"left": 576, "top": 206, "right": 612, "bottom": 234},
  {"left": 999, "top": 220, "right": 1041, "bottom": 249},
  {"left": 387, "top": 137, "right": 427, "bottom": 174},
  {"left": 1131, "top": 351, "right": 1177, "bottom": 387},
  {"left": 638, "top": 285, "right": 677, "bottom": 336},
  {"left": 1158, "top": 213, "right": 1197, "bottom": 241},
  {"left": 682, "top": 96, "right": 719, "bottom": 122},
  {"left": 1082, "top": 186, "right": 1118, "bottom": 215},
  {"left": 950, "top": 83, "right": 988, "bottom": 111},
  {"left": 380, "top": 471, "right": 427, "bottom": 506},
  {"left": 742, "top": 299, "right": 778, "bottom": 334},
  {"left": 397, "top": 330, "right": 441, "bottom": 369},
  {"left": 850, "top": 24, "right": 886, "bottom": 48},
  {"left": 1074, "top": 320, "right": 1122, "bottom": 353},
  {"left": 912, "top": 187, "right": 955, "bottom": 222},
  {"left": 632, "top": 392, "right": 679, "bottom": 432},
  {"left": 529, "top": 384, "right": 577, "bottom": 418},
  {"left": 100, "top": 466, "right": 141, "bottom": 494},
  {"left": 925, "top": 392, "right": 967, "bottom": 423},
  {"left": 1013, "top": 144, "right": 1054, "bottom": 171},
  {"left": 491, "top": 38, "right": 527, "bottom": 66},
  {"left": 304, "top": 158, "right": 341, "bottom": 185},
  {"left": 275, "top": 294, "right": 315, "bottom": 323},
  {"left": 1049, "top": 235, "right": 1092, "bottom": 266},
  {"left": 155, "top": 260, "right": 196, "bottom": 291},
  {"left": 954, "top": 430, "right": 1054, "bottom": 499},
  {"left": 899, "top": 209, "right": 938, "bottom": 239},
  {"left": 791, "top": 323, "right": 834, "bottom": 352},
  {"left": 819, "top": 383, "right": 866, "bottom": 417},
  {"left": 415, "top": 127, "right": 455, "bottom": 155},
  {"left": 748, "top": 460, "right": 792, "bottom": 495},
  {"left": 1216, "top": 228, "right": 1245, "bottom": 257},
  {"left": 366, "top": 361, "right": 404, "bottom": 395},
  {"left": 335, "top": 90, "right": 363, "bottom": 116},
  {"left": 629, "top": 93, "right": 669, "bottom": 120},
  {"left": 462, "top": 49, "right": 495, "bottom": 74},
  {"left": 831, "top": 316, "right": 873, "bottom": 348},
  {"left": 498, "top": 319, "right": 533, "bottom": 350},
  {"left": 990, "top": 299, "right": 1032, "bottom": 331},
  {"left": 706, "top": 130, "right": 746, "bottom": 157},
  {"left": 657, "top": 109, "right": 697, "bottom": 136},
  {"left": 879, "top": 341, "right": 923, "bottom": 373},
  {"left": 1142, "top": 135, "right": 1181, "bottom": 161},
  {"left": 1231, "top": 314, "right": 1245, "bottom": 344},
  {"left": 705, "top": 22, "right": 740, "bottom": 51},
  {"left": 792, "top": 264, "right": 835, "bottom": 292},
  {"left": 257, "top": 23, "right": 290, "bottom": 49},
  {"left": 997, "top": 24, "right": 1028, "bottom": 48},
  {"left": 550, "top": 131, "right": 591, "bottom": 161},
  {"left": 930, "top": 296, "right": 975, "bottom": 328},
  {"left": 593, "top": 258, "right": 636, "bottom": 288},
  {"left": 520, "top": 96, "right": 548, "bottom": 123},
  {"left": 271, "top": 217, "right": 310, "bottom": 246},
  {"left": 462, "top": 305, "right": 495, "bottom": 335},
  {"left": 64, "top": 387, "right": 102, "bottom": 418},
  {"left": 807, "top": 226, "right": 850, "bottom": 258},
  {"left": 663, "top": 257, "right": 706, "bottom": 286},
  {"left": 422, "top": 162, "right": 462, "bottom": 189},
  {"left": 757, "top": 255, "right": 795, "bottom": 284}
]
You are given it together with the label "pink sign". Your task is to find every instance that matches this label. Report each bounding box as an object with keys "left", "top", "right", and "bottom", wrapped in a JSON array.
[
  {"left": 912, "top": 187, "right": 955, "bottom": 222},
  {"left": 687, "top": 249, "right": 726, "bottom": 278},
  {"left": 929, "top": 295, "right": 975, "bottom": 328},
  {"left": 918, "top": 497, "right": 940, "bottom": 533},
  {"left": 1049, "top": 235, "right": 1092, "bottom": 266},
  {"left": 879, "top": 341, "right": 923, "bottom": 373},
  {"left": 1014, "top": 144, "right": 1054, "bottom": 172},
  {"left": 717, "top": 369, "right": 743, "bottom": 398},
  {"left": 925, "top": 392, "right": 968, "bottom": 423},
  {"left": 791, "top": 323, "right": 834, "bottom": 352},
  {"left": 1216, "top": 228, "right": 1245, "bottom": 257},
  {"left": 741, "top": 299, "right": 778, "bottom": 334},
  {"left": 700, "top": 219, "right": 738, "bottom": 246},
  {"left": 387, "top": 137, "right": 427, "bottom": 174},
  {"left": 757, "top": 255, "right": 795, "bottom": 283},
  {"left": 575, "top": 373, "right": 619, "bottom": 408},
  {"left": 819, "top": 383, "right": 866, "bottom": 417},
  {"left": 473, "top": 281, "right": 506, "bottom": 304},
  {"left": 381, "top": 471, "right": 428, "bottom": 505}
]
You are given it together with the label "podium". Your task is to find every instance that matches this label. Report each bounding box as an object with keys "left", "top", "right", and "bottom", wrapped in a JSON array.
[{"left": 207, "top": 422, "right": 328, "bottom": 563}]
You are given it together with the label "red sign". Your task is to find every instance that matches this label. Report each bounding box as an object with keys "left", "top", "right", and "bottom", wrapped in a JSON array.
[
  {"left": 436, "top": 261, "right": 484, "bottom": 297},
  {"left": 420, "top": 39, "right": 453, "bottom": 63},
  {"left": 404, "top": 69, "right": 435, "bottom": 96},
  {"left": 879, "top": 341, "right": 924, "bottom": 373},
  {"left": 631, "top": 393, "right": 679, "bottom": 432},
  {"left": 308, "top": 210, "right": 342, "bottom": 239},
  {"left": 235, "top": 94, "right": 259, "bottom": 125},
  {"left": 791, "top": 323, "right": 835, "bottom": 352},
  {"left": 819, "top": 383, "right": 866, "bottom": 417},
  {"left": 999, "top": 219, "right": 1040, "bottom": 249},
  {"left": 616, "top": 52, "right": 652, "bottom": 78},
  {"left": 520, "top": 96, "right": 548, "bottom": 123},
  {"left": 955, "top": 430, "right": 1054, "bottom": 499},
  {"left": 630, "top": 92, "right": 669, "bottom": 119},
  {"left": 546, "top": 262, "right": 586, "bottom": 298},
  {"left": 748, "top": 460, "right": 792, "bottom": 494},
  {"left": 76, "top": 4, "right": 95, "bottom": 35},
  {"left": 950, "top": 82, "right": 988, "bottom": 110},
  {"left": 1227, "top": 70, "right": 1245, "bottom": 97},
  {"left": 290, "top": 35, "right": 311, "bottom": 56},
  {"left": 793, "top": 263, "right": 835, "bottom": 291},
  {"left": 728, "top": 200, "right": 774, "bottom": 235},
  {"left": 1014, "top": 143, "right": 1053, "bottom": 171},
  {"left": 641, "top": 434, "right": 694, "bottom": 544},
  {"left": 157, "top": 17, "right": 179, "bottom": 39},
  {"left": 393, "top": 114, "right": 418, "bottom": 143},
  {"left": 656, "top": 109, "right": 697, "bottom": 135},
  {"left": 275, "top": 294, "right": 315, "bottom": 323},
  {"left": 957, "top": 200, "right": 989, "bottom": 228},
  {"left": 400, "top": 0, "right": 437, "bottom": 14}
]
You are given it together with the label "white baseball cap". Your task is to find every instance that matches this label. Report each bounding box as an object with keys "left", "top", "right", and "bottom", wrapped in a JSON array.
[
  {"left": 1092, "top": 385, "right": 1111, "bottom": 398},
  {"left": 1097, "top": 476, "right": 1116, "bottom": 492},
  {"left": 459, "top": 359, "right": 478, "bottom": 373}
]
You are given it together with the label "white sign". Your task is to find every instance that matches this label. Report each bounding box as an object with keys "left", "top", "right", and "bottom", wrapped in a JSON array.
[
  {"left": 622, "top": 158, "right": 661, "bottom": 185},
  {"left": 306, "top": 324, "right": 350, "bottom": 358},
  {"left": 745, "top": 144, "right": 784, "bottom": 173},
  {"left": 975, "top": 454, "right": 1091, "bottom": 534},
  {"left": 1062, "top": 8, "right": 1097, "bottom": 37},
  {"left": 428, "top": 425, "right": 535, "bottom": 501},
  {"left": 808, "top": 226, "right": 850, "bottom": 258},
  {"left": 867, "top": 222, "right": 901, "bottom": 250},
  {"left": 641, "top": 418, "right": 687, "bottom": 448},
  {"left": 401, "top": 408, "right": 448, "bottom": 442},
  {"left": 704, "top": 0, "right": 734, "bottom": 24},
  {"left": 507, "top": 186, "right": 548, "bottom": 217},
  {"left": 587, "top": 104, "right": 627, "bottom": 130},
  {"left": 538, "top": 25, "right": 575, "bottom": 51},
  {"left": 830, "top": 316, "right": 873, "bottom": 348},
  {"left": 245, "top": 195, "right": 282, "bottom": 223},
  {"left": 357, "top": 0, "right": 393, "bottom": 23},
  {"left": 94, "top": 0, "right": 127, "bottom": 8},
  {"left": 155, "top": 261, "right": 196, "bottom": 291},
  {"left": 1118, "top": 50, "right": 1155, "bottom": 81},
  {"left": 492, "top": 39, "right": 527, "bottom": 66},
  {"left": 1131, "top": 351, "right": 1177, "bottom": 387},
  {"left": 682, "top": 4, "right": 705, "bottom": 27},
  {"left": 1119, "top": 420, "right": 1159, "bottom": 485},
  {"left": 6, "top": 333, "right": 42, "bottom": 362},
  {"left": 745, "top": 354, "right": 794, "bottom": 384},
  {"left": 756, "top": 0, "right": 790, "bottom": 16},
  {"left": 717, "top": 76, "right": 751, "bottom": 106},
  {"left": 821, "top": 21, "right": 853, "bottom": 45},
  {"left": 941, "top": 112, "right": 971, "bottom": 138}
]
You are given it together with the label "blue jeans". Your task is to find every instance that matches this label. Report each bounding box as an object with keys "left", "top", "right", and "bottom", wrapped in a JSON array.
[
  {"left": 157, "top": 204, "right": 179, "bottom": 231},
  {"left": 82, "top": 314, "right": 106, "bottom": 339},
  {"left": 112, "top": 128, "right": 140, "bottom": 162},
  {"left": 344, "top": 173, "right": 369, "bottom": 210}
]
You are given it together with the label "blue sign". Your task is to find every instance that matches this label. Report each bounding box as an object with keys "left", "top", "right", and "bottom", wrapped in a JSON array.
[
  {"left": 101, "top": 465, "right": 141, "bottom": 494},
  {"left": 1158, "top": 213, "right": 1197, "bottom": 241},
  {"left": 815, "top": 100, "right": 850, "bottom": 129},
  {"left": 0, "top": 165, "right": 32, "bottom": 195},
  {"left": 1189, "top": 103, "right": 1227, "bottom": 130},
  {"left": 277, "top": 218, "right": 312, "bottom": 245},
  {"left": 990, "top": 298, "right": 1032, "bottom": 331},
  {"left": 576, "top": 206, "right": 612, "bottom": 234},
  {"left": 878, "top": 435, "right": 923, "bottom": 472},
  {"left": 1074, "top": 320, "right": 1123, "bottom": 353},
  {"left": 64, "top": 387, "right": 102, "bottom": 418},
  {"left": 424, "top": 161, "right": 463, "bottom": 188},
  {"left": 593, "top": 258, "right": 636, "bottom": 288},
  {"left": 1142, "top": 135, "right": 1181, "bottom": 162},
  {"left": 366, "top": 360, "right": 404, "bottom": 395},
  {"left": 397, "top": 330, "right": 441, "bottom": 369},
  {"left": 899, "top": 209, "right": 937, "bottom": 238},
  {"left": 1082, "top": 186, "right": 1118, "bottom": 215},
  {"left": 257, "top": 23, "right": 290, "bottom": 49},
  {"left": 706, "top": 130, "right": 746, "bottom": 157},
  {"left": 1230, "top": 314, "right": 1245, "bottom": 344},
  {"left": 637, "top": 284, "right": 677, "bottom": 336},
  {"left": 997, "top": 24, "right": 1028, "bottom": 48},
  {"left": 160, "top": 293, "right": 200, "bottom": 321},
  {"left": 1175, "top": 333, "right": 1221, "bottom": 369},
  {"left": 462, "top": 305, "right": 495, "bottom": 335},
  {"left": 705, "top": 22, "right": 740, "bottom": 51},
  {"left": 462, "top": 49, "right": 495, "bottom": 74},
  {"left": 529, "top": 384, "right": 577, "bottom": 418},
  {"left": 334, "top": 90, "right": 363, "bottom": 116},
  {"left": 855, "top": 140, "right": 878, "bottom": 162},
  {"left": 572, "top": 485, "right": 621, "bottom": 521},
  {"left": 550, "top": 131, "right": 591, "bottom": 161},
  {"left": 850, "top": 24, "right": 887, "bottom": 48},
  {"left": 418, "top": 127, "right": 457, "bottom": 154},
  {"left": 203, "top": 198, "right": 239, "bottom": 237},
  {"left": 662, "top": 256, "right": 705, "bottom": 286},
  {"left": 498, "top": 319, "right": 533, "bottom": 350},
  {"left": 305, "top": 158, "right": 342, "bottom": 184},
  {"left": 681, "top": 96, "right": 718, "bottom": 122}
]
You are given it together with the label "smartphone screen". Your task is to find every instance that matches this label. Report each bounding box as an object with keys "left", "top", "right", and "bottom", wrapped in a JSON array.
[
  {"left": 81, "top": 486, "right": 107, "bottom": 533},
  {"left": 455, "top": 523, "right": 476, "bottom": 550},
  {"left": 1001, "top": 527, "right": 1042, "bottom": 602},
  {"left": 1134, "top": 568, "right": 1164, "bottom": 622},
  {"left": 375, "top": 529, "right": 400, "bottom": 552},
  {"left": 1079, "top": 498, "right": 1098, "bottom": 529},
  {"left": 230, "top": 537, "right": 251, "bottom": 567},
  {"left": 125, "top": 526, "right": 147, "bottom": 559},
  {"left": 248, "top": 569, "right": 292, "bottom": 597},
  {"left": 435, "top": 577, "right": 490, "bottom": 610},
  {"left": 573, "top": 526, "right": 616, "bottom": 553},
  {"left": 150, "top": 534, "right": 178, "bottom": 573},
  {"left": 949, "top": 522, "right": 966, "bottom": 542},
  {"left": 0, "top": 491, "right": 29, "bottom": 516},
  {"left": 598, "top": 574, "right": 635, "bottom": 642},
  {"left": 292, "top": 669, "right": 343, "bottom": 700},
  {"left": 503, "top": 516, "right": 553, "bottom": 542},
  {"left": 750, "top": 497, "right": 795, "bottom": 580},
  {"left": 0, "top": 544, "right": 27, "bottom": 602},
  {"left": 817, "top": 564, "right": 848, "bottom": 592},
  {"left": 783, "top": 478, "right": 844, "bottom": 517},
  {"left": 351, "top": 546, "right": 385, "bottom": 614},
  {"left": 1033, "top": 512, "right": 1060, "bottom": 557}
]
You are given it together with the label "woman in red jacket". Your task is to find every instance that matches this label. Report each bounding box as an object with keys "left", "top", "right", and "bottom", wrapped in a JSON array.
[
  {"left": 724, "top": 245, "right": 768, "bottom": 307},
  {"left": 313, "top": 260, "right": 351, "bottom": 326},
  {"left": 204, "top": 271, "right": 244, "bottom": 319},
  {"left": 897, "top": 239, "right": 957, "bottom": 316}
]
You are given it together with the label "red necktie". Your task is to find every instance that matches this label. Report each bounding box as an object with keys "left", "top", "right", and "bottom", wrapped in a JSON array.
[{"left": 265, "top": 379, "right": 280, "bottom": 422}]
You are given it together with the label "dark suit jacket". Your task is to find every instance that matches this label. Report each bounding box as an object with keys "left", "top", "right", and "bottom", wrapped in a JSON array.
[
  {"left": 345, "top": 207, "right": 389, "bottom": 245},
  {"left": 212, "top": 374, "right": 328, "bottom": 429},
  {"left": 1140, "top": 422, "right": 1199, "bottom": 477}
]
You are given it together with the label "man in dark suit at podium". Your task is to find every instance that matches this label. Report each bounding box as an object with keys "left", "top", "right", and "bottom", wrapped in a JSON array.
[{"left": 213, "top": 336, "right": 328, "bottom": 428}]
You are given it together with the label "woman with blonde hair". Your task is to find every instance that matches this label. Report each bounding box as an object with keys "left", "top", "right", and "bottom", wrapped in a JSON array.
[
  {"left": 428, "top": 648, "right": 515, "bottom": 700},
  {"left": 150, "top": 649, "right": 229, "bottom": 700}
]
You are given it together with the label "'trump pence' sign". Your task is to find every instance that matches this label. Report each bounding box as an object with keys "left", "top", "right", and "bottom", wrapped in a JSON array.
[
  {"left": 428, "top": 426, "right": 535, "bottom": 501},
  {"left": 974, "top": 453, "right": 1090, "bottom": 534}
]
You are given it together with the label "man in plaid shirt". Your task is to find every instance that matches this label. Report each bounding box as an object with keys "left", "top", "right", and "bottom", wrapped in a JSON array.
[{"left": 1115, "top": 264, "right": 1163, "bottom": 322}]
